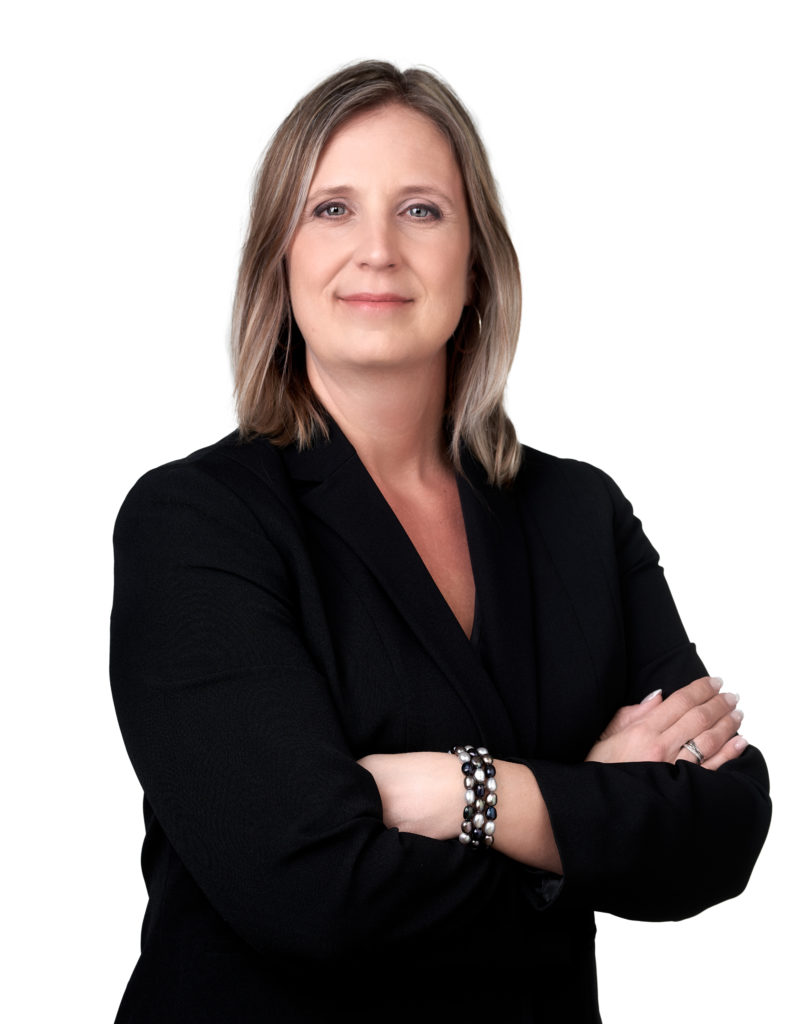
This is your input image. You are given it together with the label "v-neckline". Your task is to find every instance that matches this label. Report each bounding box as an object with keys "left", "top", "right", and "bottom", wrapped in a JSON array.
[
  {"left": 367, "top": 471, "right": 478, "bottom": 642},
  {"left": 278, "top": 425, "right": 532, "bottom": 751}
]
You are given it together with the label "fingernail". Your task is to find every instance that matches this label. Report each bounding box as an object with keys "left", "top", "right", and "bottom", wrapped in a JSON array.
[
  {"left": 731, "top": 709, "right": 744, "bottom": 725},
  {"left": 723, "top": 692, "right": 739, "bottom": 708},
  {"left": 709, "top": 676, "right": 724, "bottom": 691},
  {"left": 734, "top": 736, "right": 748, "bottom": 753},
  {"left": 641, "top": 688, "right": 662, "bottom": 704}
]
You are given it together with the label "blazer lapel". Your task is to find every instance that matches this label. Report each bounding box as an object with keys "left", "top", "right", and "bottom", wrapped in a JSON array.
[
  {"left": 280, "top": 426, "right": 520, "bottom": 752},
  {"left": 458, "top": 455, "right": 541, "bottom": 752}
]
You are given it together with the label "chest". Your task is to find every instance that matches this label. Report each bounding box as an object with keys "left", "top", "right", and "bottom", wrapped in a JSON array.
[
  {"left": 380, "top": 485, "right": 475, "bottom": 639},
  {"left": 290, "top": 491, "right": 628, "bottom": 763}
]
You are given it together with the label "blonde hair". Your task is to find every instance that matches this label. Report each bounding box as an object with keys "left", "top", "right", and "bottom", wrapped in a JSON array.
[{"left": 231, "top": 60, "right": 522, "bottom": 485}]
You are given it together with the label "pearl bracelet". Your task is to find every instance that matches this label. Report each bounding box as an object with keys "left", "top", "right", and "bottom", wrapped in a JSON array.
[{"left": 450, "top": 745, "right": 498, "bottom": 848}]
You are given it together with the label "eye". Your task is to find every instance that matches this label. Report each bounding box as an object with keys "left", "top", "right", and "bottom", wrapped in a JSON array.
[
  {"left": 313, "top": 201, "right": 348, "bottom": 218},
  {"left": 405, "top": 204, "right": 441, "bottom": 221}
]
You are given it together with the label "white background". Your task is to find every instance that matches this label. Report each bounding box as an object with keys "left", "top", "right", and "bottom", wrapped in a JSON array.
[{"left": 3, "top": 2, "right": 801, "bottom": 1020}]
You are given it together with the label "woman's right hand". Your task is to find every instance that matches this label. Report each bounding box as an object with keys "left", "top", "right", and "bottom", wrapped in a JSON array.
[{"left": 585, "top": 676, "right": 746, "bottom": 771}]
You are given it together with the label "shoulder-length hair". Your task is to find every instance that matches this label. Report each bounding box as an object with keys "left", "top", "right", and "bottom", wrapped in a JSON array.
[{"left": 231, "top": 60, "right": 522, "bottom": 485}]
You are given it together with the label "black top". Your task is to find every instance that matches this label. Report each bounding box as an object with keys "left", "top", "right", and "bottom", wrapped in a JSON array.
[{"left": 110, "top": 426, "right": 771, "bottom": 1022}]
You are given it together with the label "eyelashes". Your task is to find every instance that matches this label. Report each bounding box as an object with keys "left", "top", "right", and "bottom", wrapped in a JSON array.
[
  {"left": 311, "top": 201, "right": 443, "bottom": 222},
  {"left": 404, "top": 204, "right": 442, "bottom": 221},
  {"left": 313, "top": 201, "right": 348, "bottom": 218}
]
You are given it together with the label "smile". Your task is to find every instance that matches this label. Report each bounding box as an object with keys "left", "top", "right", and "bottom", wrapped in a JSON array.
[{"left": 339, "top": 293, "right": 413, "bottom": 310}]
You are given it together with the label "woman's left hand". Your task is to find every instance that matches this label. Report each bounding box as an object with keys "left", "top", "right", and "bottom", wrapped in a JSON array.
[
  {"left": 584, "top": 677, "right": 745, "bottom": 770},
  {"left": 357, "top": 752, "right": 461, "bottom": 839}
]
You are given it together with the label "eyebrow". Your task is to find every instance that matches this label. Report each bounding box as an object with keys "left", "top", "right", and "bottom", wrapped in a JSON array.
[{"left": 305, "top": 184, "right": 458, "bottom": 207}]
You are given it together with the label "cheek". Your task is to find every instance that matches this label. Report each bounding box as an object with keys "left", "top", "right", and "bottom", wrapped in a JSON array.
[
  {"left": 286, "top": 239, "right": 308, "bottom": 289},
  {"left": 288, "top": 238, "right": 339, "bottom": 301},
  {"left": 286, "top": 260, "right": 311, "bottom": 335},
  {"left": 438, "top": 246, "right": 472, "bottom": 308},
  {"left": 436, "top": 231, "right": 472, "bottom": 302}
]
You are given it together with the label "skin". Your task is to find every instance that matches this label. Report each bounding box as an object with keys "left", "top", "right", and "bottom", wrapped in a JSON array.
[
  {"left": 287, "top": 103, "right": 476, "bottom": 637},
  {"left": 287, "top": 104, "right": 472, "bottom": 393},
  {"left": 286, "top": 104, "right": 746, "bottom": 873}
]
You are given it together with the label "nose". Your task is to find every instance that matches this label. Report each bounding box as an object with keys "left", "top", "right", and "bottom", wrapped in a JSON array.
[{"left": 353, "top": 212, "right": 399, "bottom": 269}]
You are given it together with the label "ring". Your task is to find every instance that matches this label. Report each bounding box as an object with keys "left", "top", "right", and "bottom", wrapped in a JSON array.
[{"left": 681, "top": 739, "right": 705, "bottom": 765}]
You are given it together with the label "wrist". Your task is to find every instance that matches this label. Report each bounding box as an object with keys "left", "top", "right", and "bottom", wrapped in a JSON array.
[
  {"left": 406, "top": 752, "right": 462, "bottom": 839},
  {"left": 449, "top": 745, "right": 499, "bottom": 848},
  {"left": 364, "top": 752, "right": 460, "bottom": 839},
  {"left": 492, "top": 760, "right": 563, "bottom": 873}
]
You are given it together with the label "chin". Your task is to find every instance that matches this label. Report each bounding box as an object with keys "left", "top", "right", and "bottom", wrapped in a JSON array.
[{"left": 317, "top": 334, "right": 448, "bottom": 371}]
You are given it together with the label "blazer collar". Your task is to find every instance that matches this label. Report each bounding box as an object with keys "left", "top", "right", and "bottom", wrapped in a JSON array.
[{"left": 278, "top": 419, "right": 357, "bottom": 483}]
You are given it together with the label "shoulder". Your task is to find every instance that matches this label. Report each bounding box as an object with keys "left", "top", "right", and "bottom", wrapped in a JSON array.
[
  {"left": 514, "top": 444, "right": 629, "bottom": 517},
  {"left": 510, "top": 445, "right": 658, "bottom": 573},
  {"left": 124, "top": 430, "right": 287, "bottom": 493},
  {"left": 115, "top": 431, "right": 298, "bottom": 539}
]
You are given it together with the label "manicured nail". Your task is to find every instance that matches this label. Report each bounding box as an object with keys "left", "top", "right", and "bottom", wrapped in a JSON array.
[
  {"left": 731, "top": 709, "right": 744, "bottom": 725},
  {"left": 641, "top": 688, "right": 662, "bottom": 704},
  {"left": 734, "top": 736, "right": 748, "bottom": 753},
  {"left": 723, "top": 692, "right": 739, "bottom": 708},
  {"left": 709, "top": 676, "right": 724, "bottom": 691}
]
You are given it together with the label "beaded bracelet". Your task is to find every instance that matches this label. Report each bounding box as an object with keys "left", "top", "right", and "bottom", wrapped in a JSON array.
[{"left": 450, "top": 745, "right": 498, "bottom": 848}]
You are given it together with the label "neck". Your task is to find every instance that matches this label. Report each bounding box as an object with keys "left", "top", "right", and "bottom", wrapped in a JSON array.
[{"left": 307, "top": 353, "right": 450, "bottom": 485}]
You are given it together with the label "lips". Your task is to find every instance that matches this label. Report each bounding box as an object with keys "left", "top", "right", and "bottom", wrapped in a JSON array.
[{"left": 339, "top": 293, "right": 412, "bottom": 306}]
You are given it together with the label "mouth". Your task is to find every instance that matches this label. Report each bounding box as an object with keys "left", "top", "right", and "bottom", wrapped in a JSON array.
[{"left": 338, "top": 293, "right": 413, "bottom": 308}]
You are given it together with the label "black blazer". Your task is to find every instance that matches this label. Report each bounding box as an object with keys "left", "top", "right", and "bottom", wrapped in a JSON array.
[{"left": 110, "top": 426, "right": 770, "bottom": 1023}]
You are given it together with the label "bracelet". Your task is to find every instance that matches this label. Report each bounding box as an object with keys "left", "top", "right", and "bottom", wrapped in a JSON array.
[{"left": 450, "top": 745, "right": 498, "bottom": 848}]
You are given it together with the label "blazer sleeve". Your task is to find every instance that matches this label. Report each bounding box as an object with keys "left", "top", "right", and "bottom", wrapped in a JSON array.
[
  {"left": 110, "top": 456, "right": 528, "bottom": 961},
  {"left": 520, "top": 464, "right": 771, "bottom": 921}
]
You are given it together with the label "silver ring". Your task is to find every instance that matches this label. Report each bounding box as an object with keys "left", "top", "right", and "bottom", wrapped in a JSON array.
[{"left": 682, "top": 739, "right": 705, "bottom": 765}]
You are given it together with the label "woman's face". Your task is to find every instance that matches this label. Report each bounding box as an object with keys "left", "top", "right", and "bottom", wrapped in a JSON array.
[{"left": 287, "top": 104, "right": 473, "bottom": 384}]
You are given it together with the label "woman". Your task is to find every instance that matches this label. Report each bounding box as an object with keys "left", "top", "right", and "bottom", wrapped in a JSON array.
[{"left": 110, "top": 61, "right": 770, "bottom": 1022}]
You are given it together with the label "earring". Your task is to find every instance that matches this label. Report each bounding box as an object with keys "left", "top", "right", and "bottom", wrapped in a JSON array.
[{"left": 452, "top": 306, "right": 482, "bottom": 356}]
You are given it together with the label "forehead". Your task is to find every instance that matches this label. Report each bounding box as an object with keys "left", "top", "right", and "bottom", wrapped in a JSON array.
[{"left": 311, "top": 104, "right": 463, "bottom": 189}]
